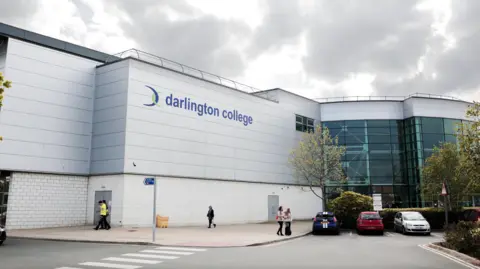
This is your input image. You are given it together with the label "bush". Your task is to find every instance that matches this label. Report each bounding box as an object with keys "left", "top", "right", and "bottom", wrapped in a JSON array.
[
  {"left": 328, "top": 191, "right": 373, "bottom": 228},
  {"left": 444, "top": 221, "right": 480, "bottom": 259},
  {"left": 380, "top": 208, "right": 461, "bottom": 230}
]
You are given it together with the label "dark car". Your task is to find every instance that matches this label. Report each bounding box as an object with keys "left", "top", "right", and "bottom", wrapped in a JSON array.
[
  {"left": 461, "top": 208, "right": 480, "bottom": 223},
  {"left": 0, "top": 225, "right": 6, "bottom": 245},
  {"left": 312, "top": 212, "right": 340, "bottom": 235}
]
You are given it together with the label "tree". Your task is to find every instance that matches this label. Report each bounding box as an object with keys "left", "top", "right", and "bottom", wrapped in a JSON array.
[
  {"left": 289, "top": 125, "right": 346, "bottom": 203},
  {"left": 421, "top": 142, "right": 470, "bottom": 209},
  {"left": 328, "top": 191, "right": 373, "bottom": 228},
  {"left": 422, "top": 102, "right": 480, "bottom": 209},
  {"left": 0, "top": 71, "right": 12, "bottom": 141},
  {"left": 457, "top": 102, "right": 480, "bottom": 191}
]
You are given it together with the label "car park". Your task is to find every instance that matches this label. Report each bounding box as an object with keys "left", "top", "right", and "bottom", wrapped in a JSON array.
[
  {"left": 393, "top": 211, "right": 431, "bottom": 235},
  {"left": 312, "top": 211, "right": 340, "bottom": 235},
  {"left": 356, "top": 211, "right": 384, "bottom": 235},
  {"left": 0, "top": 225, "right": 6, "bottom": 245}
]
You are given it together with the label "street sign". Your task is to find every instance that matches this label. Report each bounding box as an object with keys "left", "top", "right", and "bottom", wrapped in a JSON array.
[
  {"left": 144, "top": 177, "right": 155, "bottom": 186},
  {"left": 373, "top": 194, "right": 383, "bottom": 211},
  {"left": 441, "top": 182, "right": 448, "bottom": 196}
]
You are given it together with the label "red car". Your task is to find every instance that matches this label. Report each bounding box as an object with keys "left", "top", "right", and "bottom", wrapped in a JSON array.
[
  {"left": 356, "top": 211, "right": 384, "bottom": 235},
  {"left": 462, "top": 208, "right": 480, "bottom": 223}
]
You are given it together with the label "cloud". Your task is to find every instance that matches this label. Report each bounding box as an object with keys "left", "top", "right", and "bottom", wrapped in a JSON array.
[
  {"left": 0, "top": 0, "right": 479, "bottom": 101},
  {"left": 104, "top": 0, "right": 251, "bottom": 77}
]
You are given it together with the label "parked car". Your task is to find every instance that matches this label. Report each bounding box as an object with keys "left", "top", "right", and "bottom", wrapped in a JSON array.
[
  {"left": 312, "top": 211, "right": 340, "bottom": 235},
  {"left": 356, "top": 211, "right": 384, "bottom": 235},
  {"left": 0, "top": 225, "right": 6, "bottom": 245},
  {"left": 393, "top": 211, "right": 431, "bottom": 235},
  {"left": 460, "top": 208, "right": 480, "bottom": 223}
]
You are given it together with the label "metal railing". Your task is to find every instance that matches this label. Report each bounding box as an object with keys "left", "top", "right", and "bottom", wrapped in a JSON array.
[
  {"left": 105, "top": 49, "right": 279, "bottom": 102},
  {"left": 314, "top": 93, "right": 464, "bottom": 103}
]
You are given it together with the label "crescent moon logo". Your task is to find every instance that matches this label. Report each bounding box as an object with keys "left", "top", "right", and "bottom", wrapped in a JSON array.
[{"left": 144, "top": 85, "right": 160, "bottom": 107}]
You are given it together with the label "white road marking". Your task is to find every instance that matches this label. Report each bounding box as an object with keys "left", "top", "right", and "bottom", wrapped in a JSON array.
[
  {"left": 155, "top": 246, "right": 207, "bottom": 252},
  {"left": 56, "top": 267, "right": 83, "bottom": 269},
  {"left": 140, "top": 250, "right": 193, "bottom": 255},
  {"left": 418, "top": 244, "right": 480, "bottom": 269},
  {"left": 123, "top": 253, "right": 179, "bottom": 260},
  {"left": 79, "top": 262, "right": 142, "bottom": 269},
  {"left": 386, "top": 232, "right": 395, "bottom": 237},
  {"left": 103, "top": 257, "right": 162, "bottom": 264}
]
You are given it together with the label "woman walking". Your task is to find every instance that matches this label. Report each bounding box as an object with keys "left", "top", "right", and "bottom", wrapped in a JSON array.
[
  {"left": 276, "top": 206, "right": 284, "bottom": 236},
  {"left": 284, "top": 208, "right": 292, "bottom": 236}
]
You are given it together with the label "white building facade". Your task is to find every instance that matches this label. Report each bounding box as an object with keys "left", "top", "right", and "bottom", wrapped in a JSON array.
[{"left": 0, "top": 23, "right": 474, "bottom": 229}]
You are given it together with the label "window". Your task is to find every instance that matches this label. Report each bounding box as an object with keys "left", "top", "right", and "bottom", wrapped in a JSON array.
[{"left": 296, "top": 115, "right": 314, "bottom": 132}]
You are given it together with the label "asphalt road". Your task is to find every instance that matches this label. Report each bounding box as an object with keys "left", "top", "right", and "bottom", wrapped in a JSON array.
[{"left": 0, "top": 232, "right": 473, "bottom": 269}]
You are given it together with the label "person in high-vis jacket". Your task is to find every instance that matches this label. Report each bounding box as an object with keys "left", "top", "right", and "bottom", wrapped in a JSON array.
[{"left": 95, "top": 201, "right": 111, "bottom": 230}]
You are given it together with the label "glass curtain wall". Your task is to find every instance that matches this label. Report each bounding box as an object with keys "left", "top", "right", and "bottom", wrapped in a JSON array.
[{"left": 322, "top": 117, "right": 465, "bottom": 208}]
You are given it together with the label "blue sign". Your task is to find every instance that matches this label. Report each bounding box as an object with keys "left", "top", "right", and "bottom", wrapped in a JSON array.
[
  {"left": 144, "top": 177, "right": 155, "bottom": 185},
  {"left": 143, "top": 86, "right": 254, "bottom": 127}
]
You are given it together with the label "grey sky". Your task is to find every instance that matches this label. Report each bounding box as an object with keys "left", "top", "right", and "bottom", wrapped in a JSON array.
[{"left": 0, "top": 0, "right": 479, "bottom": 100}]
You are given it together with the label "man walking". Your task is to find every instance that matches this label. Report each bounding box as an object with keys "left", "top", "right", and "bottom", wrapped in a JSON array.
[
  {"left": 207, "top": 206, "right": 216, "bottom": 228},
  {"left": 95, "top": 200, "right": 111, "bottom": 230}
]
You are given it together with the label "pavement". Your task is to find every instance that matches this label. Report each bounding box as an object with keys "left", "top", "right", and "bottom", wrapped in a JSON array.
[
  {"left": 7, "top": 221, "right": 312, "bottom": 247},
  {"left": 1, "top": 231, "right": 477, "bottom": 269}
]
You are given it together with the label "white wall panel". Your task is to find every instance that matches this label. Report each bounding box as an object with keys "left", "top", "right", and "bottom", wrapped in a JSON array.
[
  {"left": 403, "top": 97, "right": 470, "bottom": 120},
  {"left": 120, "top": 175, "right": 322, "bottom": 227},
  {"left": 0, "top": 38, "right": 99, "bottom": 174},
  {"left": 321, "top": 101, "right": 404, "bottom": 121},
  {"left": 90, "top": 61, "right": 129, "bottom": 174},
  {"left": 123, "top": 60, "right": 323, "bottom": 183}
]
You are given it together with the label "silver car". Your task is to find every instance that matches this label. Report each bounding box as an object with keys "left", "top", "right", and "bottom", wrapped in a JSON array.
[{"left": 393, "top": 211, "right": 431, "bottom": 235}]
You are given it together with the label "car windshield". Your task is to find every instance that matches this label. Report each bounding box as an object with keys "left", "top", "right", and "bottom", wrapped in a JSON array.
[
  {"left": 316, "top": 212, "right": 334, "bottom": 218},
  {"left": 403, "top": 213, "right": 425, "bottom": 220},
  {"left": 362, "top": 213, "right": 381, "bottom": 220}
]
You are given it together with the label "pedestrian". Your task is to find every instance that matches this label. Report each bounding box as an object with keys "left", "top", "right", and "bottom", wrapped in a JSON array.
[
  {"left": 207, "top": 205, "right": 216, "bottom": 228},
  {"left": 276, "top": 206, "right": 284, "bottom": 236},
  {"left": 284, "top": 208, "right": 292, "bottom": 236},
  {"left": 102, "top": 200, "right": 109, "bottom": 229},
  {"left": 94, "top": 200, "right": 111, "bottom": 230}
]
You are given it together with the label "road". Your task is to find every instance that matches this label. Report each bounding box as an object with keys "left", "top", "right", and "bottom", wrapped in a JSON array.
[{"left": 0, "top": 232, "right": 474, "bottom": 269}]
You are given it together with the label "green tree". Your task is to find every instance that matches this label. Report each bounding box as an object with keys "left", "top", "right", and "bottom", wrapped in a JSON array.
[
  {"left": 289, "top": 125, "right": 346, "bottom": 202},
  {"left": 422, "top": 102, "right": 480, "bottom": 208},
  {"left": 0, "top": 71, "right": 12, "bottom": 141},
  {"left": 421, "top": 142, "right": 470, "bottom": 209},
  {"left": 328, "top": 191, "right": 373, "bottom": 228},
  {"left": 458, "top": 102, "right": 480, "bottom": 192}
]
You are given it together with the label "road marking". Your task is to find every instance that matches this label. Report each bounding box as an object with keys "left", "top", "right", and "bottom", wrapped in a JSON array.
[
  {"left": 79, "top": 262, "right": 142, "bottom": 269},
  {"left": 155, "top": 246, "right": 207, "bottom": 252},
  {"left": 56, "top": 267, "right": 83, "bottom": 269},
  {"left": 103, "top": 257, "right": 163, "bottom": 264},
  {"left": 123, "top": 253, "right": 179, "bottom": 259},
  {"left": 418, "top": 244, "right": 480, "bottom": 269},
  {"left": 140, "top": 250, "right": 193, "bottom": 255},
  {"left": 386, "top": 232, "right": 395, "bottom": 237}
]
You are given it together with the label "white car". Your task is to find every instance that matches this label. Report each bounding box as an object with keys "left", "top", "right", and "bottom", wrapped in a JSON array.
[{"left": 393, "top": 211, "right": 431, "bottom": 235}]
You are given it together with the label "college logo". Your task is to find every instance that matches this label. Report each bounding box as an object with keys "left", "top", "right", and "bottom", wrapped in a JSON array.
[{"left": 143, "top": 85, "right": 160, "bottom": 107}]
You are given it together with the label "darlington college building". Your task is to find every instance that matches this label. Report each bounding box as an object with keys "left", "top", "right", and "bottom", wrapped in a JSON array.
[{"left": 0, "top": 23, "right": 477, "bottom": 230}]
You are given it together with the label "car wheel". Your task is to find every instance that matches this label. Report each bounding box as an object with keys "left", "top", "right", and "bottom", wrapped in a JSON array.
[
  {"left": 402, "top": 226, "right": 407, "bottom": 235},
  {"left": 312, "top": 230, "right": 316, "bottom": 236},
  {"left": 0, "top": 240, "right": 3, "bottom": 246},
  {"left": 335, "top": 229, "right": 340, "bottom": 235},
  {"left": 425, "top": 232, "right": 431, "bottom": 236},
  {"left": 357, "top": 229, "right": 362, "bottom": 235},
  {"left": 379, "top": 231, "right": 384, "bottom": 236}
]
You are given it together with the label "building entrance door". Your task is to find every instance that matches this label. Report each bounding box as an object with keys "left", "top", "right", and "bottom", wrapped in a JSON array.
[
  {"left": 94, "top": 191, "right": 112, "bottom": 226},
  {"left": 268, "top": 195, "right": 279, "bottom": 221}
]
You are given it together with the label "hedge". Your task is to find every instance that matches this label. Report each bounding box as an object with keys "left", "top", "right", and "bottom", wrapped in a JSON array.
[
  {"left": 380, "top": 208, "right": 461, "bottom": 230},
  {"left": 444, "top": 221, "right": 480, "bottom": 259},
  {"left": 334, "top": 207, "right": 478, "bottom": 229}
]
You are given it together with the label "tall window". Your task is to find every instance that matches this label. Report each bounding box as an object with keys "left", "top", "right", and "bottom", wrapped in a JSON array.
[{"left": 296, "top": 115, "right": 314, "bottom": 132}]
